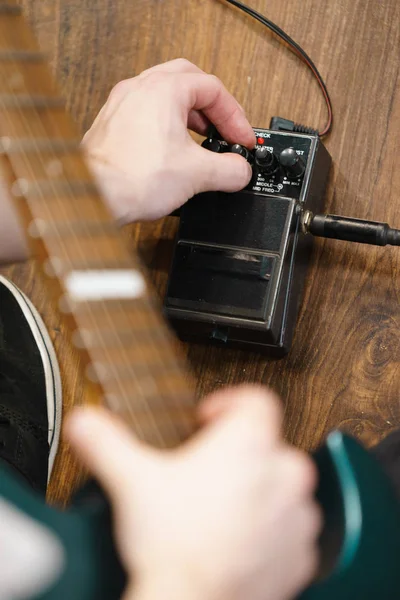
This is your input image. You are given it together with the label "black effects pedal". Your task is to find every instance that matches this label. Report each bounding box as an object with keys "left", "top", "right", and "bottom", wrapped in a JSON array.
[{"left": 164, "top": 128, "right": 332, "bottom": 356}]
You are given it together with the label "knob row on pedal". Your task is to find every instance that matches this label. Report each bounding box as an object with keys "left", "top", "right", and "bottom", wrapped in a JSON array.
[{"left": 202, "top": 138, "right": 306, "bottom": 179}]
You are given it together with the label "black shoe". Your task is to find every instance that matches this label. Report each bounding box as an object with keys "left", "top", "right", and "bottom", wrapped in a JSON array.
[{"left": 0, "top": 275, "right": 62, "bottom": 494}]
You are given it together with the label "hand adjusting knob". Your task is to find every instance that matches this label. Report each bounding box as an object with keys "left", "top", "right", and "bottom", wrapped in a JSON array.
[
  {"left": 230, "top": 143, "right": 252, "bottom": 162},
  {"left": 254, "top": 147, "right": 277, "bottom": 174},
  {"left": 202, "top": 138, "right": 222, "bottom": 153},
  {"left": 279, "top": 147, "right": 306, "bottom": 178}
]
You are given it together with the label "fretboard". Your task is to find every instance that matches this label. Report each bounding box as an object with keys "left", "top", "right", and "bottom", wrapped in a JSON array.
[{"left": 0, "top": 1, "right": 197, "bottom": 448}]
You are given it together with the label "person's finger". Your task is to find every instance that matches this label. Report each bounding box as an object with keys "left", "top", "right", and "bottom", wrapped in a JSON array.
[
  {"left": 141, "top": 61, "right": 246, "bottom": 134},
  {"left": 89, "top": 60, "right": 204, "bottom": 125},
  {"left": 90, "top": 63, "right": 247, "bottom": 140},
  {"left": 65, "top": 407, "right": 151, "bottom": 503},
  {"left": 180, "top": 73, "right": 255, "bottom": 148},
  {"left": 279, "top": 503, "right": 322, "bottom": 592},
  {"left": 139, "top": 59, "right": 245, "bottom": 116},
  {"left": 185, "top": 144, "right": 252, "bottom": 194},
  {"left": 197, "top": 384, "right": 269, "bottom": 424},
  {"left": 196, "top": 385, "right": 283, "bottom": 449},
  {"left": 188, "top": 109, "right": 210, "bottom": 135},
  {"left": 100, "top": 59, "right": 204, "bottom": 111},
  {"left": 277, "top": 448, "right": 319, "bottom": 498},
  {"left": 140, "top": 57, "right": 205, "bottom": 77},
  {"left": 197, "top": 394, "right": 234, "bottom": 425}
]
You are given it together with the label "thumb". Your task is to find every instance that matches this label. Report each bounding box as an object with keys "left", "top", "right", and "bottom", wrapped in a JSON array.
[
  {"left": 195, "top": 385, "right": 283, "bottom": 452},
  {"left": 189, "top": 145, "right": 253, "bottom": 194},
  {"left": 65, "top": 407, "right": 149, "bottom": 503}
]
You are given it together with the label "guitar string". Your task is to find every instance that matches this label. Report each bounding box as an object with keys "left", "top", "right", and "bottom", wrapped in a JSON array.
[
  {"left": 0, "top": 27, "right": 192, "bottom": 445},
  {"left": 0, "top": 30, "right": 163, "bottom": 440},
  {"left": 0, "top": 77, "right": 131, "bottom": 412},
  {"left": 6, "top": 16, "right": 197, "bottom": 434}
]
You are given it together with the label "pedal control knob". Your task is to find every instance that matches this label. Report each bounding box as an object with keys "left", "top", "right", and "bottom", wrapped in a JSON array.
[
  {"left": 279, "top": 147, "right": 306, "bottom": 178},
  {"left": 202, "top": 138, "right": 222, "bottom": 153},
  {"left": 254, "top": 147, "right": 277, "bottom": 173},
  {"left": 230, "top": 143, "right": 251, "bottom": 162}
]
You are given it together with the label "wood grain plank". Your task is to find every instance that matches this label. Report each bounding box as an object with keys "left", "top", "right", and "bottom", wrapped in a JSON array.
[{"left": 1, "top": 0, "right": 398, "bottom": 503}]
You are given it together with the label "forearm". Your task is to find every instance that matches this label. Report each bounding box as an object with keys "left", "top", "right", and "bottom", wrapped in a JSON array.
[{"left": 0, "top": 181, "right": 29, "bottom": 265}]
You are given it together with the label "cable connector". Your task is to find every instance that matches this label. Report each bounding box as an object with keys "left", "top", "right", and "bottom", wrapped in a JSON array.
[
  {"left": 303, "top": 211, "right": 400, "bottom": 247},
  {"left": 269, "top": 116, "right": 318, "bottom": 136}
]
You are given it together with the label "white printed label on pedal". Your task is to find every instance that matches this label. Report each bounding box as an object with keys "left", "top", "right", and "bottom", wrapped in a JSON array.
[{"left": 64, "top": 269, "right": 146, "bottom": 301}]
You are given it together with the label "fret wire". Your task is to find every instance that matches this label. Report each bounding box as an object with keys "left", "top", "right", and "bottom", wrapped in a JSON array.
[
  {"left": 73, "top": 326, "right": 168, "bottom": 349},
  {"left": 0, "top": 27, "right": 196, "bottom": 445},
  {"left": 87, "top": 278, "right": 184, "bottom": 443},
  {"left": 62, "top": 258, "right": 134, "bottom": 272},
  {"left": 72, "top": 296, "right": 161, "bottom": 317},
  {"left": 0, "top": 94, "right": 65, "bottom": 109},
  {"left": 116, "top": 400, "right": 194, "bottom": 417},
  {"left": 90, "top": 300, "right": 187, "bottom": 442},
  {"left": 112, "top": 415, "right": 192, "bottom": 448},
  {"left": 0, "top": 50, "right": 46, "bottom": 62},
  {"left": 106, "top": 386, "right": 196, "bottom": 439},
  {"left": 72, "top": 291, "right": 159, "bottom": 309},
  {"left": 87, "top": 357, "right": 188, "bottom": 382},
  {"left": 0, "top": 137, "right": 80, "bottom": 154},
  {"left": 85, "top": 348, "right": 177, "bottom": 448},
  {"left": 87, "top": 308, "right": 163, "bottom": 444},
  {"left": 12, "top": 178, "right": 98, "bottom": 198},
  {"left": 102, "top": 403, "right": 195, "bottom": 431},
  {"left": 102, "top": 391, "right": 194, "bottom": 418},
  {"left": 85, "top": 351, "right": 159, "bottom": 444},
  {"left": 28, "top": 218, "right": 118, "bottom": 239},
  {"left": 106, "top": 392, "right": 195, "bottom": 416},
  {"left": 0, "top": 4, "right": 21, "bottom": 14}
]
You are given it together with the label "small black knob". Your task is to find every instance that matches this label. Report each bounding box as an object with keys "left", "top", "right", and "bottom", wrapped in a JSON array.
[
  {"left": 279, "top": 147, "right": 306, "bottom": 178},
  {"left": 230, "top": 143, "right": 251, "bottom": 161},
  {"left": 202, "top": 138, "right": 222, "bottom": 153},
  {"left": 254, "top": 147, "right": 277, "bottom": 173}
]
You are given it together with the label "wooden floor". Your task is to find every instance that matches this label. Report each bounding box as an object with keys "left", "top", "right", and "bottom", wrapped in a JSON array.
[{"left": 2, "top": 0, "right": 399, "bottom": 504}]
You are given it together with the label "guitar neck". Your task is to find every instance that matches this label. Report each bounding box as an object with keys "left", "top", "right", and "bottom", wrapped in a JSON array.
[{"left": 0, "top": 1, "right": 197, "bottom": 448}]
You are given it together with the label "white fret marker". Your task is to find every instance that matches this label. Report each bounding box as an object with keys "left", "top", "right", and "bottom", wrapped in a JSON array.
[
  {"left": 11, "top": 178, "right": 29, "bottom": 197},
  {"left": 46, "top": 159, "right": 63, "bottom": 178},
  {"left": 28, "top": 218, "right": 47, "bottom": 238},
  {"left": 65, "top": 269, "right": 146, "bottom": 301},
  {"left": 72, "top": 328, "right": 92, "bottom": 349},
  {"left": 86, "top": 362, "right": 108, "bottom": 383},
  {"left": 44, "top": 257, "right": 64, "bottom": 277},
  {"left": 0, "top": 136, "right": 11, "bottom": 151}
]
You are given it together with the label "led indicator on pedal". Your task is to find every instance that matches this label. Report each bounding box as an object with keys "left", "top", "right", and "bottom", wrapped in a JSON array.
[{"left": 257, "top": 137, "right": 264, "bottom": 145}]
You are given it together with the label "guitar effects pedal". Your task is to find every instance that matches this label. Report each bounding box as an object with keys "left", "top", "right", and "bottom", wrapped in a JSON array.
[{"left": 164, "top": 128, "right": 332, "bottom": 355}]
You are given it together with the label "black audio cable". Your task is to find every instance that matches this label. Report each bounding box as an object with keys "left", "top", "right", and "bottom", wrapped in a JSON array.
[
  {"left": 221, "top": 0, "right": 333, "bottom": 137},
  {"left": 303, "top": 212, "right": 400, "bottom": 246}
]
